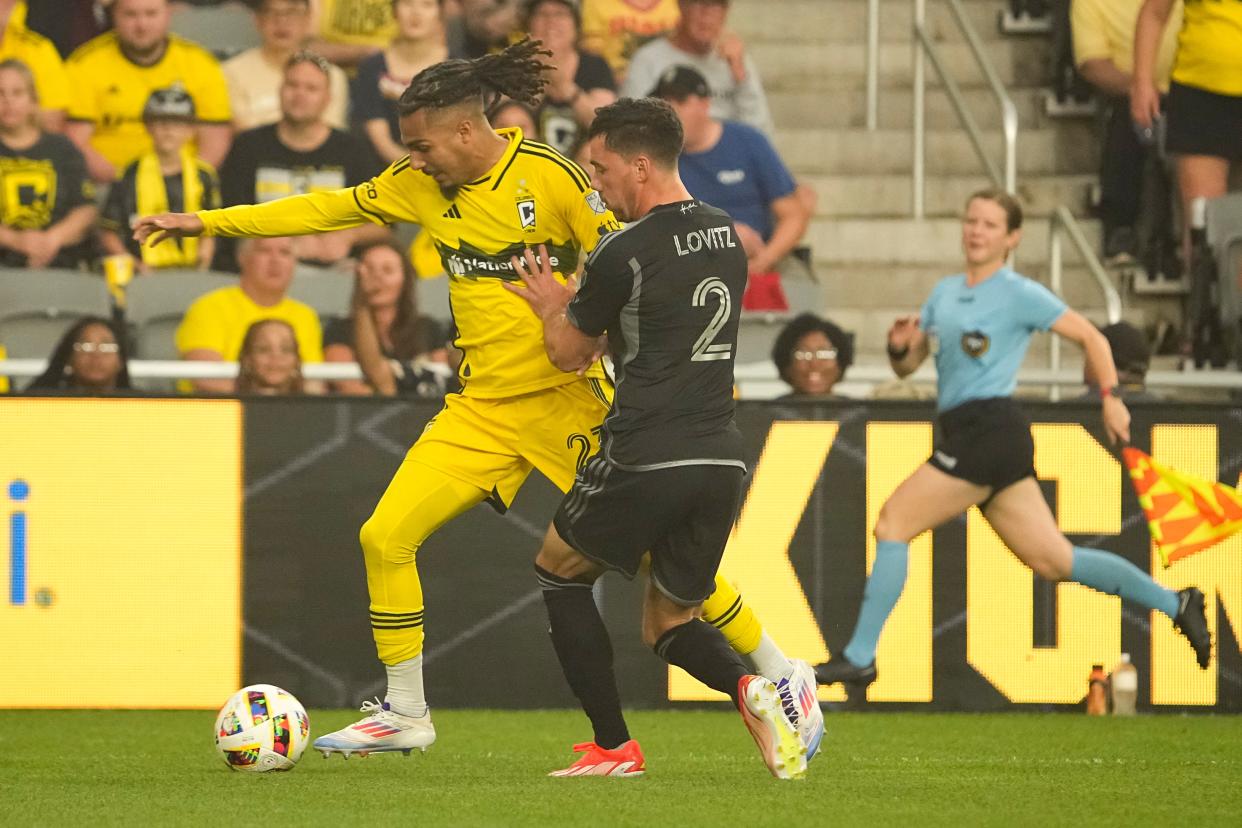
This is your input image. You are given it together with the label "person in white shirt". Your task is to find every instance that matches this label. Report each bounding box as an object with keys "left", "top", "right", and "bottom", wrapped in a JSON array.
[{"left": 223, "top": 0, "right": 349, "bottom": 131}]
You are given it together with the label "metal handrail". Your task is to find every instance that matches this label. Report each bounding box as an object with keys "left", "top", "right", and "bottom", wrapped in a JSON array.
[
  {"left": 866, "top": 0, "right": 880, "bottom": 130},
  {"left": 1047, "top": 205, "right": 1123, "bottom": 399},
  {"left": 912, "top": 0, "right": 1019, "bottom": 216}
]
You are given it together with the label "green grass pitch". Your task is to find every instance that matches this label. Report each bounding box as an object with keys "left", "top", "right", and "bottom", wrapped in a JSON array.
[{"left": 2, "top": 710, "right": 1239, "bottom": 826}]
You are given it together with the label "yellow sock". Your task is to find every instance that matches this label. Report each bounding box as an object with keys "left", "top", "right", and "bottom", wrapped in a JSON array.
[
  {"left": 360, "top": 464, "right": 485, "bottom": 666},
  {"left": 702, "top": 575, "right": 763, "bottom": 656}
]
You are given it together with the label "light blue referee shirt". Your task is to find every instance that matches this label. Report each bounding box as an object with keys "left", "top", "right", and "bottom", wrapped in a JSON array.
[{"left": 920, "top": 267, "right": 1067, "bottom": 412}]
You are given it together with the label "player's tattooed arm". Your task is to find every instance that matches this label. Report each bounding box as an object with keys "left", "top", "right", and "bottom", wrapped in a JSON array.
[{"left": 505, "top": 244, "right": 602, "bottom": 374}]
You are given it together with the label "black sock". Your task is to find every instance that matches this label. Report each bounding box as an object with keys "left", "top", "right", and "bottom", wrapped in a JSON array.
[
  {"left": 535, "top": 565, "right": 630, "bottom": 749},
  {"left": 654, "top": 619, "right": 749, "bottom": 705}
]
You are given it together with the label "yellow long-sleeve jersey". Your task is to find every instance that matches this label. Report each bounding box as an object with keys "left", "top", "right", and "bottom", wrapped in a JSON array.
[{"left": 198, "top": 128, "right": 621, "bottom": 398}]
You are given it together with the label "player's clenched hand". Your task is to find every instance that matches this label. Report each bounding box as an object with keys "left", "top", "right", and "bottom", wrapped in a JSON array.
[
  {"left": 888, "top": 315, "right": 920, "bottom": 350},
  {"left": 133, "top": 212, "right": 204, "bottom": 248},
  {"left": 504, "top": 244, "right": 574, "bottom": 322}
]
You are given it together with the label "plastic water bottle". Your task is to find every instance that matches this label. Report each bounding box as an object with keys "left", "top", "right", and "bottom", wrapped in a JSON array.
[
  {"left": 1087, "top": 664, "right": 1108, "bottom": 716},
  {"left": 1110, "top": 654, "right": 1138, "bottom": 716}
]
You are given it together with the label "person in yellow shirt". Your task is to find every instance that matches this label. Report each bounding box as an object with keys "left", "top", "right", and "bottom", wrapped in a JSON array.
[
  {"left": 0, "top": 0, "right": 69, "bottom": 130},
  {"left": 1133, "top": 0, "right": 1242, "bottom": 265},
  {"left": 1071, "top": 0, "right": 1182, "bottom": 264},
  {"left": 135, "top": 38, "right": 812, "bottom": 762},
  {"left": 64, "top": 0, "right": 233, "bottom": 183},
  {"left": 175, "top": 235, "right": 324, "bottom": 394},
  {"left": 580, "top": 0, "right": 679, "bottom": 79},
  {"left": 309, "top": 0, "right": 396, "bottom": 68}
]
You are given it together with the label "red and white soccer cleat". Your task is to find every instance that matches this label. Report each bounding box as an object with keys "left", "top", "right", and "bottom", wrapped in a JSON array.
[
  {"left": 738, "top": 674, "right": 808, "bottom": 780},
  {"left": 548, "top": 739, "right": 646, "bottom": 778},
  {"left": 313, "top": 700, "right": 435, "bottom": 759}
]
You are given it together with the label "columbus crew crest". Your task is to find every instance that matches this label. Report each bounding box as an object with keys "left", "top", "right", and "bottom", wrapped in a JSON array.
[{"left": 517, "top": 198, "right": 537, "bottom": 230}]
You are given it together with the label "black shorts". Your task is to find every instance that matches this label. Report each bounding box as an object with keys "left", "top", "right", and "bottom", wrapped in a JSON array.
[
  {"left": 553, "top": 457, "right": 745, "bottom": 606},
  {"left": 927, "top": 397, "right": 1035, "bottom": 497},
  {"left": 1166, "top": 81, "right": 1242, "bottom": 161}
]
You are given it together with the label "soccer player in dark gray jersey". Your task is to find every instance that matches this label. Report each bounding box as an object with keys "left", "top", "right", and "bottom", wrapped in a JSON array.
[
  {"left": 505, "top": 97, "right": 814, "bottom": 780},
  {"left": 565, "top": 195, "right": 747, "bottom": 469}
]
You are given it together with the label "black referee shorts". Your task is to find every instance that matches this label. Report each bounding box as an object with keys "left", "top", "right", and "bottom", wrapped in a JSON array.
[
  {"left": 927, "top": 397, "right": 1035, "bottom": 499},
  {"left": 553, "top": 456, "right": 745, "bottom": 606}
]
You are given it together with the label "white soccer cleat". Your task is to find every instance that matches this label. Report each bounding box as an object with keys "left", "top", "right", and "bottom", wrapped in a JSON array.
[
  {"left": 776, "top": 659, "right": 825, "bottom": 761},
  {"left": 737, "top": 675, "right": 808, "bottom": 780},
  {"left": 313, "top": 699, "right": 435, "bottom": 759}
]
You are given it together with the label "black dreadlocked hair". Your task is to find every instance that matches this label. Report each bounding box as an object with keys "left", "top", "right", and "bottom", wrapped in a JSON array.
[{"left": 397, "top": 37, "right": 553, "bottom": 117}]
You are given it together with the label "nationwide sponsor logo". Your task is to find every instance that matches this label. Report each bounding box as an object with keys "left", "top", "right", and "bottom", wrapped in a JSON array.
[{"left": 435, "top": 239, "right": 577, "bottom": 281}]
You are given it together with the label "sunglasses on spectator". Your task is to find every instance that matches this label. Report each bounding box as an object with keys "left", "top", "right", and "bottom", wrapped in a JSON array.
[
  {"left": 73, "top": 342, "right": 120, "bottom": 354},
  {"left": 793, "top": 348, "right": 837, "bottom": 361}
]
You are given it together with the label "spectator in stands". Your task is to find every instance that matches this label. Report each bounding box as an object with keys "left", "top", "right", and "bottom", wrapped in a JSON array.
[
  {"left": 23, "top": 0, "right": 106, "bottom": 59},
  {"left": 523, "top": 0, "right": 615, "bottom": 155},
  {"left": 220, "top": 50, "right": 387, "bottom": 269},
  {"left": 236, "top": 318, "right": 305, "bottom": 395},
  {"left": 445, "top": 0, "right": 518, "bottom": 58},
  {"left": 176, "top": 235, "right": 324, "bottom": 394},
  {"left": 308, "top": 0, "right": 395, "bottom": 67},
  {"left": 65, "top": 0, "right": 233, "bottom": 183},
  {"left": 654, "top": 66, "right": 810, "bottom": 277},
  {"left": 1072, "top": 0, "right": 1182, "bottom": 265},
  {"left": 1080, "top": 320, "right": 1160, "bottom": 400},
  {"left": 621, "top": 0, "right": 772, "bottom": 135},
  {"left": 0, "top": 0, "right": 70, "bottom": 130},
  {"left": 771, "top": 312, "right": 853, "bottom": 400},
  {"left": 224, "top": 0, "right": 350, "bottom": 132},
  {"left": 0, "top": 59, "right": 96, "bottom": 269},
  {"left": 490, "top": 97, "right": 538, "bottom": 137},
  {"left": 325, "top": 240, "right": 454, "bottom": 396},
  {"left": 353, "top": 0, "right": 448, "bottom": 164},
  {"left": 580, "top": 0, "right": 679, "bottom": 80},
  {"left": 99, "top": 87, "right": 220, "bottom": 273},
  {"left": 1133, "top": 0, "right": 1242, "bottom": 265},
  {"left": 26, "top": 316, "right": 133, "bottom": 394}
]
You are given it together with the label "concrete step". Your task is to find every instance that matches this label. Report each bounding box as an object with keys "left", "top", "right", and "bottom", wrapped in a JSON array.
[
  {"left": 731, "top": 0, "right": 1006, "bottom": 45},
  {"left": 768, "top": 83, "right": 1061, "bottom": 131},
  {"left": 813, "top": 262, "right": 1126, "bottom": 311},
  {"left": 753, "top": 39, "right": 1049, "bottom": 91},
  {"left": 804, "top": 216, "right": 1102, "bottom": 266},
  {"left": 774, "top": 123, "right": 1097, "bottom": 176},
  {"left": 805, "top": 173, "right": 1094, "bottom": 218}
]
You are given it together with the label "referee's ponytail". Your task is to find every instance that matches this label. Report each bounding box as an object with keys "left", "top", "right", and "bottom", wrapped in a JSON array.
[{"left": 397, "top": 38, "right": 552, "bottom": 117}]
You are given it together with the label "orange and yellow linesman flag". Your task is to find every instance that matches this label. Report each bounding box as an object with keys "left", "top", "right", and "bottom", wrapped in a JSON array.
[{"left": 1123, "top": 447, "right": 1242, "bottom": 567}]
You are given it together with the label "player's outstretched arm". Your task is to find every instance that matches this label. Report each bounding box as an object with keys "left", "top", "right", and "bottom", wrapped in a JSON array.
[
  {"left": 505, "top": 244, "right": 601, "bottom": 373},
  {"left": 133, "top": 212, "right": 205, "bottom": 248}
]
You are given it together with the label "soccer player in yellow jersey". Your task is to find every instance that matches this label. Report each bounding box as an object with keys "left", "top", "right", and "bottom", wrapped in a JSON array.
[{"left": 136, "top": 39, "right": 816, "bottom": 759}]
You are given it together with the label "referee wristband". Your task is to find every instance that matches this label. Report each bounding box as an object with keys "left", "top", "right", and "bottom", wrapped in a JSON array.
[
  {"left": 1099, "top": 385, "right": 1118, "bottom": 400},
  {"left": 887, "top": 342, "right": 910, "bottom": 360}
]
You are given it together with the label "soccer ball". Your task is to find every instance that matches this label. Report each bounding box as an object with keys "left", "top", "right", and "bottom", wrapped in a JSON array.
[{"left": 214, "top": 684, "right": 310, "bottom": 772}]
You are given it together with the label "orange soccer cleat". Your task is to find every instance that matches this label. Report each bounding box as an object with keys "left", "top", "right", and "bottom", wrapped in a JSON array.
[{"left": 548, "top": 739, "right": 646, "bottom": 778}]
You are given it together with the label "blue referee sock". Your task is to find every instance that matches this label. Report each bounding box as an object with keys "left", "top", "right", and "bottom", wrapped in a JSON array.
[
  {"left": 1070, "top": 546, "right": 1180, "bottom": 618},
  {"left": 842, "top": 540, "right": 909, "bottom": 667}
]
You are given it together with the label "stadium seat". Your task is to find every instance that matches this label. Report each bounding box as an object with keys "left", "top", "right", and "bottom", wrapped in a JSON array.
[
  {"left": 286, "top": 272, "right": 352, "bottom": 318},
  {"left": 169, "top": 0, "right": 260, "bottom": 60},
  {"left": 0, "top": 269, "right": 112, "bottom": 359},
  {"left": 1206, "top": 193, "right": 1242, "bottom": 365},
  {"left": 125, "top": 270, "right": 236, "bottom": 361},
  {"left": 417, "top": 273, "right": 451, "bottom": 322}
]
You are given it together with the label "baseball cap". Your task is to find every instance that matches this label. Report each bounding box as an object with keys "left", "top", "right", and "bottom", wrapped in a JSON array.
[
  {"left": 649, "top": 65, "right": 711, "bottom": 101},
  {"left": 142, "top": 85, "right": 196, "bottom": 122}
]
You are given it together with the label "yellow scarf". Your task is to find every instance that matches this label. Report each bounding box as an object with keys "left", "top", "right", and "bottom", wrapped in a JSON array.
[{"left": 135, "top": 145, "right": 202, "bottom": 268}]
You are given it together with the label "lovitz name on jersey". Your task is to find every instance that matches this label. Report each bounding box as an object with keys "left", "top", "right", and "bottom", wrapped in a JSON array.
[{"left": 673, "top": 226, "right": 737, "bottom": 257}]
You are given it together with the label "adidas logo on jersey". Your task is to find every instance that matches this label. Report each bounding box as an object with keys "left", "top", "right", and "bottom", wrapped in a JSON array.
[{"left": 442, "top": 204, "right": 462, "bottom": 219}]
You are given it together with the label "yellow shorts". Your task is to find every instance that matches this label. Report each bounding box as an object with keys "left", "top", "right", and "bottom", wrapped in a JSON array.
[{"left": 405, "top": 376, "right": 612, "bottom": 509}]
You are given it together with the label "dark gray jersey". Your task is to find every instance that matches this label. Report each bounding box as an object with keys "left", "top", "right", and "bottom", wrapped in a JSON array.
[{"left": 565, "top": 199, "right": 746, "bottom": 471}]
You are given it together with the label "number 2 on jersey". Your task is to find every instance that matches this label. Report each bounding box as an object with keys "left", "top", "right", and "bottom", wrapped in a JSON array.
[{"left": 691, "top": 277, "right": 733, "bottom": 362}]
